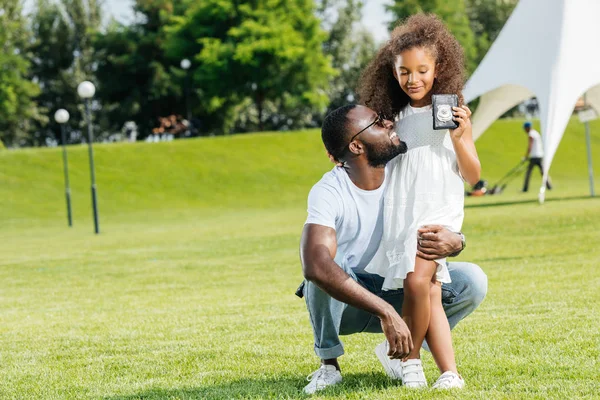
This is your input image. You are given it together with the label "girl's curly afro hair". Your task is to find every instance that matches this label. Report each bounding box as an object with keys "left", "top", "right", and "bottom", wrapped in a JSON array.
[{"left": 357, "top": 13, "right": 466, "bottom": 119}]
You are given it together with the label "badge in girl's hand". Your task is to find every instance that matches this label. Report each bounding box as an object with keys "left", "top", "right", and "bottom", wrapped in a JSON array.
[{"left": 432, "top": 94, "right": 459, "bottom": 130}]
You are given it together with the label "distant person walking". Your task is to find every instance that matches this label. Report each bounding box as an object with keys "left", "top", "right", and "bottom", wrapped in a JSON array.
[{"left": 522, "top": 121, "right": 552, "bottom": 192}]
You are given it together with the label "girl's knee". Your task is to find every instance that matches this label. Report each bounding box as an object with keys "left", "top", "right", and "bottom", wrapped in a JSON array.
[
  {"left": 404, "top": 272, "right": 432, "bottom": 297},
  {"left": 429, "top": 281, "right": 442, "bottom": 301}
]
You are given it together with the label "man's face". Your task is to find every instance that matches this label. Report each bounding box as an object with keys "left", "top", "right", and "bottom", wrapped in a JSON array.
[{"left": 346, "top": 106, "right": 407, "bottom": 167}]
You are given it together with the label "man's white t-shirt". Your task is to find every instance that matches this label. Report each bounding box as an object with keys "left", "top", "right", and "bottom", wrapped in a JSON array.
[
  {"left": 528, "top": 129, "right": 544, "bottom": 158},
  {"left": 305, "top": 166, "right": 387, "bottom": 273}
]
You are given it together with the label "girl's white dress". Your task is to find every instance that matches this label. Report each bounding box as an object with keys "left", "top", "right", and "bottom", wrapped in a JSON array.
[{"left": 365, "top": 104, "right": 464, "bottom": 291}]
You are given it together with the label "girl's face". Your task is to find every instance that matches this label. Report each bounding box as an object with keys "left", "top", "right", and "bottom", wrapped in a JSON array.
[{"left": 393, "top": 47, "right": 437, "bottom": 107}]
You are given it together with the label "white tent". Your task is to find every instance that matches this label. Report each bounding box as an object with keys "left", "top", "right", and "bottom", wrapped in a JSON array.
[{"left": 463, "top": 0, "right": 600, "bottom": 202}]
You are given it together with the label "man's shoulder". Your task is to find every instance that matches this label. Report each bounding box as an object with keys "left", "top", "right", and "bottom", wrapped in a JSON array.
[
  {"left": 310, "top": 167, "right": 346, "bottom": 195},
  {"left": 306, "top": 168, "right": 348, "bottom": 229},
  {"left": 307, "top": 167, "right": 349, "bottom": 218}
]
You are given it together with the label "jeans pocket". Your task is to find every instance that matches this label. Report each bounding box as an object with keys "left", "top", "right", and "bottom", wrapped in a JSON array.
[{"left": 441, "top": 285, "right": 457, "bottom": 305}]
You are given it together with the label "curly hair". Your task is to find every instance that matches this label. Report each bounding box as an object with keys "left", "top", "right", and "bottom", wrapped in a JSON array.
[{"left": 357, "top": 14, "right": 466, "bottom": 119}]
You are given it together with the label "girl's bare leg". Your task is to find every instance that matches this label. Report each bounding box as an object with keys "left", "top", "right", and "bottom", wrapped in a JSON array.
[
  {"left": 426, "top": 281, "right": 458, "bottom": 373},
  {"left": 403, "top": 257, "right": 437, "bottom": 359}
]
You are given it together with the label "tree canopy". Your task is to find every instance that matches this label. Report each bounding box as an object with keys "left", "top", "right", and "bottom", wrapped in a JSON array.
[
  {"left": 0, "top": 0, "right": 42, "bottom": 147},
  {"left": 0, "top": 0, "right": 518, "bottom": 147}
]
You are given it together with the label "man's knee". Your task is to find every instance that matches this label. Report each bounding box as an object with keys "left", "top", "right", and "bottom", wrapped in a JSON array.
[
  {"left": 449, "top": 262, "right": 488, "bottom": 307},
  {"left": 471, "top": 270, "right": 487, "bottom": 308},
  {"left": 463, "top": 264, "right": 488, "bottom": 307}
]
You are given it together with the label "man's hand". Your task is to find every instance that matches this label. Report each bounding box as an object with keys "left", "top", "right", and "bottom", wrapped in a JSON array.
[
  {"left": 379, "top": 307, "right": 413, "bottom": 359},
  {"left": 416, "top": 225, "right": 463, "bottom": 260},
  {"left": 302, "top": 224, "right": 411, "bottom": 354}
]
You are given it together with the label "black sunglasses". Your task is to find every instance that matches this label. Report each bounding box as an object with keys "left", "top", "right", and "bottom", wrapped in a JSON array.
[{"left": 347, "top": 113, "right": 385, "bottom": 149}]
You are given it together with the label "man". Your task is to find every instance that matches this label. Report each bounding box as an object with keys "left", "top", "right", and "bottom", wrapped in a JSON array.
[
  {"left": 299, "top": 104, "right": 487, "bottom": 394},
  {"left": 522, "top": 121, "right": 553, "bottom": 192}
]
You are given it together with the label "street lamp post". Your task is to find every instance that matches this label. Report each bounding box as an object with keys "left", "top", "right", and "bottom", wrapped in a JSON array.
[
  {"left": 54, "top": 109, "right": 73, "bottom": 227},
  {"left": 78, "top": 81, "right": 100, "bottom": 234},
  {"left": 180, "top": 59, "right": 192, "bottom": 124}
]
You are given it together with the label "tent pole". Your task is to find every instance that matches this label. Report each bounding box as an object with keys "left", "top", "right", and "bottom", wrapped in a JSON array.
[
  {"left": 584, "top": 121, "right": 595, "bottom": 197},
  {"left": 584, "top": 94, "right": 595, "bottom": 197}
]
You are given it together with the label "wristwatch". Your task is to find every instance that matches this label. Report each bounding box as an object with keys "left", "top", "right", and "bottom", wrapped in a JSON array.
[{"left": 449, "top": 232, "right": 466, "bottom": 257}]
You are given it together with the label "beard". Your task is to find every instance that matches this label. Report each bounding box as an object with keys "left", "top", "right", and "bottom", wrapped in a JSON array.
[{"left": 363, "top": 139, "right": 408, "bottom": 168}]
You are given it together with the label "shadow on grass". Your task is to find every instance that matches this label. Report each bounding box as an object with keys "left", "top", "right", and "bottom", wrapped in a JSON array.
[
  {"left": 104, "top": 372, "right": 394, "bottom": 399},
  {"left": 465, "top": 194, "right": 595, "bottom": 209}
]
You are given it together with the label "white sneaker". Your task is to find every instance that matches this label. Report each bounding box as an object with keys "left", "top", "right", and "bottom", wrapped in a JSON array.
[
  {"left": 375, "top": 341, "right": 402, "bottom": 380},
  {"left": 432, "top": 371, "right": 465, "bottom": 389},
  {"left": 303, "top": 364, "right": 342, "bottom": 394},
  {"left": 400, "top": 359, "right": 428, "bottom": 388}
]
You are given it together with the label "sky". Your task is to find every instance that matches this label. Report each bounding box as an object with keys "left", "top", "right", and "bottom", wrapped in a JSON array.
[
  {"left": 361, "top": 0, "right": 393, "bottom": 43},
  {"left": 25, "top": 0, "right": 393, "bottom": 44}
]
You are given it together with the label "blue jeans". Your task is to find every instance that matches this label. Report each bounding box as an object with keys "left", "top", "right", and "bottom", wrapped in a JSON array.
[{"left": 303, "top": 262, "right": 488, "bottom": 359}]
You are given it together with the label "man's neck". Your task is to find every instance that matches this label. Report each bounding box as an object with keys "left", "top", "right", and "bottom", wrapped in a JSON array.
[{"left": 344, "top": 160, "right": 386, "bottom": 191}]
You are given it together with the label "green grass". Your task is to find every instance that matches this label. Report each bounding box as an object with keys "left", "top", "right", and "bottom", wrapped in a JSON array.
[{"left": 1, "top": 118, "right": 600, "bottom": 399}]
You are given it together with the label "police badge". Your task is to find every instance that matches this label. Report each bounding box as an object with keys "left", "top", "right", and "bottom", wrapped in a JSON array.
[{"left": 432, "top": 94, "right": 459, "bottom": 130}]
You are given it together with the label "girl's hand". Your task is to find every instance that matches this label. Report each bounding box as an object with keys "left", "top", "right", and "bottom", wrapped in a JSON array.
[
  {"left": 450, "top": 106, "right": 471, "bottom": 140},
  {"left": 461, "top": 105, "right": 472, "bottom": 119}
]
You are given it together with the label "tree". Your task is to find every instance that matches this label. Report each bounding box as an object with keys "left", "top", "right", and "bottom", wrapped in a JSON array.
[
  {"left": 94, "top": 0, "right": 187, "bottom": 139},
  {"left": 466, "top": 0, "right": 518, "bottom": 64},
  {"left": 319, "top": 0, "right": 377, "bottom": 113},
  {"left": 28, "top": 0, "right": 103, "bottom": 145},
  {"left": 387, "top": 0, "right": 478, "bottom": 72},
  {"left": 0, "top": 0, "right": 42, "bottom": 147},
  {"left": 165, "top": 0, "right": 335, "bottom": 133}
]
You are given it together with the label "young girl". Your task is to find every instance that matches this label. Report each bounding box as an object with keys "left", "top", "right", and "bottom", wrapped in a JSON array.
[{"left": 357, "top": 14, "right": 481, "bottom": 388}]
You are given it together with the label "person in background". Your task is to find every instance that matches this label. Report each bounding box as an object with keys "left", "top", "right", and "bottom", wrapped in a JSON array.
[{"left": 522, "top": 121, "right": 552, "bottom": 192}]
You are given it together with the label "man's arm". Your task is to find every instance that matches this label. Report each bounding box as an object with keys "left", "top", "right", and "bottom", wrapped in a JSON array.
[
  {"left": 300, "top": 223, "right": 413, "bottom": 359},
  {"left": 524, "top": 136, "right": 533, "bottom": 159},
  {"left": 416, "top": 225, "right": 465, "bottom": 260}
]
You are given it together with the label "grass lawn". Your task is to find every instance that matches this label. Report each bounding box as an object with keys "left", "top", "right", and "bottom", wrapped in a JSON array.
[{"left": 1, "top": 118, "right": 599, "bottom": 399}]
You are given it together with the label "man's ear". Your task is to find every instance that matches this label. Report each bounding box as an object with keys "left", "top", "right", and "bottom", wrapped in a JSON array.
[{"left": 348, "top": 140, "right": 364, "bottom": 156}]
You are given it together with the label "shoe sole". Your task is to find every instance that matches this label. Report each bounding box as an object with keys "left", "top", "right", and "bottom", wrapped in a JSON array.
[
  {"left": 432, "top": 384, "right": 465, "bottom": 389},
  {"left": 374, "top": 343, "right": 401, "bottom": 380},
  {"left": 432, "top": 382, "right": 465, "bottom": 389}
]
